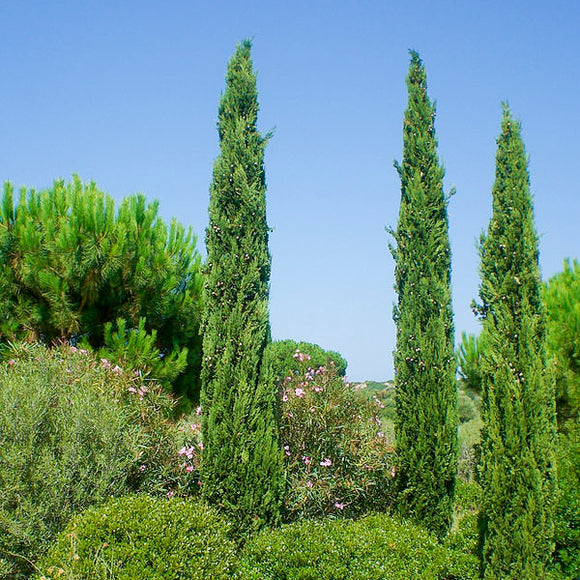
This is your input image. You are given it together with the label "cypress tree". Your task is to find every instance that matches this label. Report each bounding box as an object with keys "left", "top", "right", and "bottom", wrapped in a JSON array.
[
  {"left": 389, "top": 51, "right": 457, "bottom": 537},
  {"left": 200, "top": 40, "right": 283, "bottom": 532},
  {"left": 476, "top": 105, "right": 556, "bottom": 578}
]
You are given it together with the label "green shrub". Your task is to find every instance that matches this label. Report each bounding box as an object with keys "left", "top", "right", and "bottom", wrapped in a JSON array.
[
  {"left": 0, "top": 343, "right": 182, "bottom": 578},
  {"left": 280, "top": 350, "right": 394, "bottom": 520},
  {"left": 35, "top": 495, "right": 238, "bottom": 579},
  {"left": 266, "top": 340, "right": 347, "bottom": 384},
  {"left": 552, "top": 421, "right": 580, "bottom": 578},
  {"left": 239, "top": 513, "right": 479, "bottom": 579}
]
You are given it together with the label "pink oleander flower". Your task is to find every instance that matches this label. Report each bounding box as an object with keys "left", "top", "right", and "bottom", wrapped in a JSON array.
[
  {"left": 320, "top": 458, "right": 332, "bottom": 467},
  {"left": 294, "top": 387, "right": 305, "bottom": 398}
]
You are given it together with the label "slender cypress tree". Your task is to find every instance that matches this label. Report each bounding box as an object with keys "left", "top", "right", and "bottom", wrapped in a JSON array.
[
  {"left": 476, "top": 105, "right": 556, "bottom": 578},
  {"left": 200, "top": 40, "right": 283, "bottom": 532},
  {"left": 389, "top": 51, "right": 457, "bottom": 537}
]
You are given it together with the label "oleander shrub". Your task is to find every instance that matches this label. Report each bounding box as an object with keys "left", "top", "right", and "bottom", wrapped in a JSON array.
[
  {"left": 280, "top": 349, "right": 395, "bottom": 520},
  {"left": 35, "top": 495, "right": 238, "bottom": 580},
  {"left": 239, "top": 513, "right": 479, "bottom": 579},
  {"left": 0, "top": 342, "right": 181, "bottom": 578}
]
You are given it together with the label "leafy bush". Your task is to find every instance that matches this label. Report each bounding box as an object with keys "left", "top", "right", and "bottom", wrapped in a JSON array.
[
  {"left": 0, "top": 343, "right": 183, "bottom": 578},
  {"left": 280, "top": 349, "right": 394, "bottom": 520},
  {"left": 239, "top": 513, "right": 479, "bottom": 579},
  {"left": 35, "top": 495, "right": 238, "bottom": 580},
  {"left": 266, "top": 340, "right": 347, "bottom": 384}
]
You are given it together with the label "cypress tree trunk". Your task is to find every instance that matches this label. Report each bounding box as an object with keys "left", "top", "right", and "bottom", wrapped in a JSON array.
[
  {"left": 390, "top": 51, "right": 457, "bottom": 538},
  {"left": 200, "top": 40, "right": 283, "bottom": 532},
  {"left": 477, "top": 105, "right": 556, "bottom": 578}
]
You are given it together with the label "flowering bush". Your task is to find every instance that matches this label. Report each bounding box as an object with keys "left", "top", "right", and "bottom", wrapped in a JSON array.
[
  {"left": 0, "top": 342, "right": 186, "bottom": 578},
  {"left": 280, "top": 349, "right": 395, "bottom": 520}
]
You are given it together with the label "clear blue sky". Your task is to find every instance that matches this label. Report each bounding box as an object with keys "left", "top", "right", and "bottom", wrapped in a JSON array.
[{"left": 2, "top": 1, "right": 579, "bottom": 381}]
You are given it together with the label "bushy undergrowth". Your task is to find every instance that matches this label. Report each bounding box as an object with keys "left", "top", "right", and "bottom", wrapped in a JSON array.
[
  {"left": 279, "top": 349, "right": 395, "bottom": 520},
  {"left": 0, "top": 343, "right": 187, "bottom": 578},
  {"left": 239, "top": 513, "right": 479, "bottom": 579},
  {"left": 35, "top": 495, "right": 237, "bottom": 580}
]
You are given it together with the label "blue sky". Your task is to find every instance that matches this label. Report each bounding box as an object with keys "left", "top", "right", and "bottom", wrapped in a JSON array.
[{"left": 2, "top": 1, "right": 579, "bottom": 381}]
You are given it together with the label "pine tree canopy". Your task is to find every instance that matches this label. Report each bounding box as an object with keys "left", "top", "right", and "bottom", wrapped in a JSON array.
[
  {"left": 390, "top": 51, "right": 458, "bottom": 538},
  {"left": 200, "top": 40, "right": 283, "bottom": 533},
  {"left": 477, "top": 105, "right": 557, "bottom": 579},
  {"left": 0, "top": 175, "right": 203, "bottom": 402}
]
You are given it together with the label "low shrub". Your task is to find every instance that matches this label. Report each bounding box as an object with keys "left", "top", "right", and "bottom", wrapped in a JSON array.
[
  {"left": 0, "top": 342, "right": 183, "bottom": 578},
  {"left": 239, "top": 512, "right": 479, "bottom": 579},
  {"left": 280, "top": 349, "right": 395, "bottom": 520},
  {"left": 35, "top": 495, "right": 238, "bottom": 579}
]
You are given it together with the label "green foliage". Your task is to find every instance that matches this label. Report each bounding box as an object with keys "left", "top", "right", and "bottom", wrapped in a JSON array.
[
  {"left": 543, "top": 259, "right": 580, "bottom": 426},
  {"left": 200, "top": 40, "right": 283, "bottom": 533},
  {"left": 457, "top": 331, "right": 485, "bottom": 396},
  {"left": 35, "top": 496, "right": 238, "bottom": 580},
  {"left": 265, "top": 339, "right": 347, "bottom": 383},
  {"left": 0, "top": 176, "right": 203, "bottom": 403},
  {"left": 0, "top": 343, "right": 176, "bottom": 578},
  {"left": 239, "top": 513, "right": 479, "bottom": 579},
  {"left": 389, "top": 50, "right": 458, "bottom": 537},
  {"left": 279, "top": 351, "right": 395, "bottom": 520},
  {"left": 552, "top": 421, "right": 580, "bottom": 578},
  {"left": 476, "top": 105, "right": 557, "bottom": 578}
]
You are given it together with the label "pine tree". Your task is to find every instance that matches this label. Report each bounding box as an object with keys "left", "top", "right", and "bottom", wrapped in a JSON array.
[
  {"left": 476, "top": 105, "right": 557, "bottom": 578},
  {"left": 0, "top": 176, "right": 203, "bottom": 402},
  {"left": 389, "top": 51, "right": 457, "bottom": 537},
  {"left": 200, "top": 40, "right": 283, "bottom": 532}
]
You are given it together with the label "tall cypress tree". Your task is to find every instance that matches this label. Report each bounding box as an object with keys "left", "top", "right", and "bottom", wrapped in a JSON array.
[
  {"left": 200, "top": 40, "right": 283, "bottom": 532},
  {"left": 476, "top": 105, "right": 556, "bottom": 578},
  {"left": 390, "top": 51, "right": 457, "bottom": 537}
]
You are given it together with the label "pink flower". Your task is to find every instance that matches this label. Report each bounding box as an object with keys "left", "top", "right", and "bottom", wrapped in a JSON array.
[
  {"left": 190, "top": 423, "right": 200, "bottom": 432},
  {"left": 70, "top": 346, "right": 78, "bottom": 353},
  {"left": 79, "top": 349, "right": 88, "bottom": 355},
  {"left": 310, "top": 407, "right": 315, "bottom": 413},
  {"left": 196, "top": 406, "right": 202, "bottom": 416},
  {"left": 306, "top": 480, "right": 313, "bottom": 488},
  {"left": 111, "top": 365, "right": 122, "bottom": 375},
  {"left": 197, "top": 441, "right": 204, "bottom": 450},
  {"left": 282, "top": 394, "right": 289, "bottom": 402},
  {"left": 139, "top": 464, "right": 146, "bottom": 472},
  {"left": 128, "top": 386, "right": 137, "bottom": 394},
  {"left": 185, "top": 465, "right": 194, "bottom": 473},
  {"left": 391, "top": 466, "right": 397, "bottom": 477},
  {"left": 166, "top": 490, "right": 175, "bottom": 498},
  {"left": 377, "top": 432, "right": 385, "bottom": 438},
  {"left": 7, "top": 359, "right": 16, "bottom": 366},
  {"left": 334, "top": 501, "right": 344, "bottom": 510},
  {"left": 313, "top": 385, "right": 323, "bottom": 393},
  {"left": 320, "top": 458, "right": 332, "bottom": 467},
  {"left": 302, "top": 455, "right": 311, "bottom": 465},
  {"left": 294, "top": 387, "right": 305, "bottom": 398},
  {"left": 100, "top": 358, "right": 111, "bottom": 369}
]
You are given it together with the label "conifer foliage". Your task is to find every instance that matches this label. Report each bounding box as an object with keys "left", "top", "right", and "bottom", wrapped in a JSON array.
[
  {"left": 200, "top": 40, "right": 283, "bottom": 531},
  {"left": 476, "top": 106, "right": 557, "bottom": 578},
  {"left": 390, "top": 51, "right": 457, "bottom": 537},
  {"left": 0, "top": 176, "right": 202, "bottom": 401}
]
